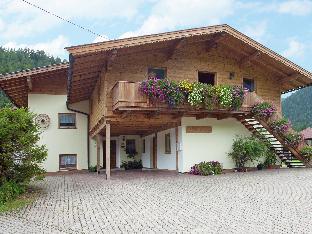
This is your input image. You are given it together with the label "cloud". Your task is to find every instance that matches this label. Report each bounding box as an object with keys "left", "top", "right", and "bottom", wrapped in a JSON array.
[
  {"left": 243, "top": 21, "right": 268, "bottom": 41},
  {"left": 282, "top": 39, "right": 305, "bottom": 59},
  {"left": 3, "top": 35, "right": 70, "bottom": 58},
  {"left": 0, "top": 0, "right": 145, "bottom": 39},
  {"left": 93, "top": 35, "right": 109, "bottom": 43},
  {"left": 119, "top": 0, "right": 235, "bottom": 38},
  {"left": 278, "top": 0, "right": 312, "bottom": 15}
]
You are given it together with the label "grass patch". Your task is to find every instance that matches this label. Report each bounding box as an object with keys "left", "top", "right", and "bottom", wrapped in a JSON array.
[{"left": 0, "top": 187, "right": 40, "bottom": 213}]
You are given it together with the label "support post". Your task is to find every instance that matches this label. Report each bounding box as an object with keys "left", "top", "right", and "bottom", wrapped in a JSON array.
[
  {"left": 175, "top": 127, "right": 179, "bottom": 171},
  {"left": 96, "top": 134, "right": 101, "bottom": 174},
  {"left": 105, "top": 123, "right": 111, "bottom": 180}
]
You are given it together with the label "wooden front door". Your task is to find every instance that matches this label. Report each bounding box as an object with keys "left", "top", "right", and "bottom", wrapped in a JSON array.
[
  {"left": 103, "top": 140, "right": 116, "bottom": 168},
  {"left": 150, "top": 137, "right": 157, "bottom": 168}
]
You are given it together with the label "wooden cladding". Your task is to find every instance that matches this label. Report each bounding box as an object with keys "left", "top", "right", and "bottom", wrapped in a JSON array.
[
  {"left": 112, "top": 81, "right": 149, "bottom": 110},
  {"left": 186, "top": 126, "right": 212, "bottom": 133}
]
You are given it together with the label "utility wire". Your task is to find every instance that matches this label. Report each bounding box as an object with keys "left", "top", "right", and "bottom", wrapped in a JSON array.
[{"left": 20, "top": 0, "right": 107, "bottom": 39}]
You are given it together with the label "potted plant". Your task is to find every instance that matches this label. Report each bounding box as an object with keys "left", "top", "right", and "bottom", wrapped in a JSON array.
[
  {"left": 283, "top": 132, "right": 303, "bottom": 148},
  {"left": 228, "top": 136, "right": 268, "bottom": 172},
  {"left": 269, "top": 118, "right": 291, "bottom": 135},
  {"left": 251, "top": 102, "right": 276, "bottom": 120}
]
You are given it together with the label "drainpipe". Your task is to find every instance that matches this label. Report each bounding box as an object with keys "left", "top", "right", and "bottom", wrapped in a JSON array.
[
  {"left": 66, "top": 102, "right": 90, "bottom": 169},
  {"left": 66, "top": 54, "right": 90, "bottom": 169}
]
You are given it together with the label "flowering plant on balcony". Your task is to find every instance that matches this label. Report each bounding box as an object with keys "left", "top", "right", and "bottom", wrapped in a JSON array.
[
  {"left": 139, "top": 77, "right": 166, "bottom": 101},
  {"left": 178, "top": 80, "right": 193, "bottom": 95},
  {"left": 215, "top": 85, "right": 233, "bottom": 109},
  {"left": 283, "top": 132, "right": 303, "bottom": 148},
  {"left": 203, "top": 84, "right": 217, "bottom": 110},
  {"left": 139, "top": 77, "right": 184, "bottom": 108},
  {"left": 187, "top": 82, "right": 205, "bottom": 108},
  {"left": 269, "top": 118, "right": 292, "bottom": 135},
  {"left": 251, "top": 102, "right": 276, "bottom": 119},
  {"left": 231, "top": 86, "right": 245, "bottom": 110}
]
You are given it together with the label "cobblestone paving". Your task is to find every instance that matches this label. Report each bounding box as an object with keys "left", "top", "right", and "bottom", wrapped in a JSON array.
[{"left": 1, "top": 169, "right": 312, "bottom": 234}]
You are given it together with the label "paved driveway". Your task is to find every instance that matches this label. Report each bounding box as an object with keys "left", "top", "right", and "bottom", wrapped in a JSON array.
[{"left": 1, "top": 169, "right": 312, "bottom": 234}]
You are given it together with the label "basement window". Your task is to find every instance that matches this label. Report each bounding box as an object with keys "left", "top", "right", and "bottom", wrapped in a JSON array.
[
  {"left": 58, "top": 113, "right": 76, "bottom": 129},
  {"left": 198, "top": 72, "right": 215, "bottom": 85},
  {"left": 243, "top": 78, "right": 255, "bottom": 92},
  {"left": 148, "top": 67, "right": 166, "bottom": 79},
  {"left": 59, "top": 154, "right": 77, "bottom": 170},
  {"left": 165, "top": 133, "right": 171, "bottom": 154}
]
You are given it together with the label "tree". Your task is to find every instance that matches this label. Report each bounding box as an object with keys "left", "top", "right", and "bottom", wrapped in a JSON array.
[{"left": 0, "top": 108, "right": 47, "bottom": 186}]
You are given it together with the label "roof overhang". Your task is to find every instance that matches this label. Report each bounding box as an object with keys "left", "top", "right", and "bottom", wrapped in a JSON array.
[{"left": 0, "top": 63, "right": 69, "bottom": 107}]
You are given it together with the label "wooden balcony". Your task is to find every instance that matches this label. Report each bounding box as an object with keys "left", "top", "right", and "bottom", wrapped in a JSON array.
[{"left": 112, "top": 81, "right": 256, "bottom": 113}]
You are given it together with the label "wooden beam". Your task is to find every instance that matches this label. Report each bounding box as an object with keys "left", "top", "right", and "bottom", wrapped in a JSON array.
[
  {"left": 96, "top": 134, "right": 101, "bottom": 174},
  {"left": 105, "top": 123, "right": 111, "bottom": 180},
  {"left": 239, "top": 51, "right": 261, "bottom": 66}
]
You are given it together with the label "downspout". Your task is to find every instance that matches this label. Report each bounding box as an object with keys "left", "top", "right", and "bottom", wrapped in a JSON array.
[{"left": 66, "top": 54, "right": 90, "bottom": 169}]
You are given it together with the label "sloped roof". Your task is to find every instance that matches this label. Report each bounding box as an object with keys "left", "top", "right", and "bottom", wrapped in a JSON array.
[
  {"left": 65, "top": 24, "right": 312, "bottom": 103},
  {"left": 67, "top": 24, "right": 312, "bottom": 79},
  {"left": 0, "top": 62, "right": 69, "bottom": 107}
]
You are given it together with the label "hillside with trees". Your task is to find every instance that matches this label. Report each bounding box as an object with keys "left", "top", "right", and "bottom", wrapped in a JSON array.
[
  {"left": 282, "top": 87, "right": 312, "bottom": 131},
  {"left": 0, "top": 47, "right": 65, "bottom": 107}
]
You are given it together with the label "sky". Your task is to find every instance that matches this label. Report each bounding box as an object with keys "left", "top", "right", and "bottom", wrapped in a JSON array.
[{"left": 1, "top": 0, "right": 312, "bottom": 75}]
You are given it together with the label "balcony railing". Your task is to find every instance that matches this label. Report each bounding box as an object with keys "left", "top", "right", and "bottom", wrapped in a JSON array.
[{"left": 112, "top": 81, "right": 257, "bottom": 112}]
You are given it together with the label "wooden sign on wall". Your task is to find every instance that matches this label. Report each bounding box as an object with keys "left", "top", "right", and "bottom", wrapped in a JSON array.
[{"left": 186, "top": 126, "right": 212, "bottom": 133}]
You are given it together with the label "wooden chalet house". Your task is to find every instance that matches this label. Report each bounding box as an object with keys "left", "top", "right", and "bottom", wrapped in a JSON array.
[{"left": 1, "top": 24, "right": 312, "bottom": 178}]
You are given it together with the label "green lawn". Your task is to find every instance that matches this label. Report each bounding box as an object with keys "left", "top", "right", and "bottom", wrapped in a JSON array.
[{"left": 0, "top": 188, "right": 39, "bottom": 213}]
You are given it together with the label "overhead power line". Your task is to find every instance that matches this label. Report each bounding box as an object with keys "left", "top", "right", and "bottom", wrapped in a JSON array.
[{"left": 20, "top": 0, "right": 107, "bottom": 39}]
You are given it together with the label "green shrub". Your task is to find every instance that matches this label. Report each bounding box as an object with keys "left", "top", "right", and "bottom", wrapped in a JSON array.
[
  {"left": 121, "top": 160, "right": 143, "bottom": 170},
  {"left": 0, "top": 181, "right": 25, "bottom": 206},
  {"left": 0, "top": 108, "right": 47, "bottom": 186},
  {"left": 190, "top": 161, "right": 222, "bottom": 176},
  {"left": 263, "top": 150, "right": 278, "bottom": 168},
  {"left": 300, "top": 146, "right": 312, "bottom": 162},
  {"left": 88, "top": 166, "right": 97, "bottom": 172},
  {"left": 228, "top": 136, "right": 269, "bottom": 169}
]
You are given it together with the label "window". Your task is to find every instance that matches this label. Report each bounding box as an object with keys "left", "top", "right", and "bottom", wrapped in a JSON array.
[
  {"left": 126, "top": 139, "right": 137, "bottom": 155},
  {"left": 243, "top": 78, "right": 255, "bottom": 92},
  {"left": 58, "top": 113, "right": 76, "bottom": 129},
  {"left": 198, "top": 72, "right": 215, "bottom": 85},
  {"left": 165, "top": 133, "right": 171, "bottom": 154},
  {"left": 143, "top": 139, "right": 146, "bottom": 153},
  {"left": 148, "top": 67, "right": 166, "bottom": 79},
  {"left": 59, "top": 154, "right": 77, "bottom": 170}
]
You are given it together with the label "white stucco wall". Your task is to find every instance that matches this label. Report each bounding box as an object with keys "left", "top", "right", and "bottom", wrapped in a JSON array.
[
  {"left": 181, "top": 117, "right": 251, "bottom": 172},
  {"left": 142, "top": 128, "right": 181, "bottom": 171},
  {"left": 141, "top": 134, "right": 153, "bottom": 168},
  {"left": 28, "top": 94, "right": 89, "bottom": 172},
  {"left": 157, "top": 129, "right": 177, "bottom": 170}
]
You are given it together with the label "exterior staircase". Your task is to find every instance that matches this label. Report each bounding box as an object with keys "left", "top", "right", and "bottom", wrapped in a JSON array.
[{"left": 237, "top": 116, "right": 305, "bottom": 168}]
